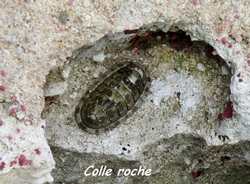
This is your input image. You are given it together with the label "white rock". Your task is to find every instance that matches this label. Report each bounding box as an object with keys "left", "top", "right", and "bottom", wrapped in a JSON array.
[
  {"left": 44, "top": 82, "right": 67, "bottom": 97},
  {"left": 93, "top": 52, "right": 106, "bottom": 63},
  {"left": 62, "top": 66, "right": 71, "bottom": 79},
  {"left": 197, "top": 63, "right": 205, "bottom": 72}
]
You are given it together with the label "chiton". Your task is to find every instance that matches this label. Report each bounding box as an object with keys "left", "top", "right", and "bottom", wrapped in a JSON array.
[{"left": 75, "top": 62, "right": 149, "bottom": 133}]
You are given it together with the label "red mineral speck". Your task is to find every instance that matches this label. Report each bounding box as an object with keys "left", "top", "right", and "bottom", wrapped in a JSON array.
[
  {"left": 18, "top": 154, "right": 32, "bottom": 166},
  {"left": 0, "top": 162, "right": 6, "bottom": 170},
  {"left": 132, "top": 47, "right": 139, "bottom": 55},
  {"left": 16, "top": 128, "right": 21, "bottom": 133},
  {"left": 220, "top": 37, "right": 233, "bottom": 48},
  {"left": 191, "top": 0, "right": 200, "bottom": 6},
  {"left": 9, "top": 107, "right": 17, "bottom": 117},
  {"left": 10, "top": 95, "right": 17, "bottom": 102},
  {"left": 0, "top": 70, "right": 6, "bottom": 77},
  {"left": 0, "top": 85, "right": 6, "bottom": 92},
  {"left": 10, "top": 160, "right": 17, "bottom": 167},
  {"left": 218, "top": 101, "right": 233, "bottom": 121},
  {"left": 0, "top": 119, "right": 3, "bottom": 126},
  {"left": 34, "top": 148, "right": 41, "bottom": 155},
  {"left": 191, "top": 170, "right": 203, "bottom": 178},
  {"left": 167, "top": 31, "right": 193, "bottom": 51},
  {"left": 20, "top": 104, "right": 26, "bottom": 112},
  {"left": 221, "top": 37, "right": 228, "bottom": 45}
]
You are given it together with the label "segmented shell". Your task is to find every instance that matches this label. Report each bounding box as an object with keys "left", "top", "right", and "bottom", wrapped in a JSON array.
[{"left": 75, "top": 62, "right": 149, "bottom": 133}]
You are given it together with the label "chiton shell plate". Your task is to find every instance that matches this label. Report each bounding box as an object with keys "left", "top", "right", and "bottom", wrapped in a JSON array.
[{"left": 75, "top": 62, "right": 149, "bottom": 133}]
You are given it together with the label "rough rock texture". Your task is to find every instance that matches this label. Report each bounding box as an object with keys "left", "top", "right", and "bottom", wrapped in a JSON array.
[
  {"left": 43, "top": 32, "right": 231, "bottom": 160},
  {"left": 1, "top": 0, "right": 250, "bottom": 183},
  {"left": 51, "top": 134, "right": 250, "bottom": 184}
]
